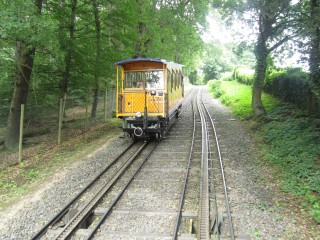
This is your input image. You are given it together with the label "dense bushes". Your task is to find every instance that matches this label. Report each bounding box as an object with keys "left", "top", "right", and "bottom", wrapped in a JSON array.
[
  {"left": 216, "top": 66, "right": 319, "bottom": 113},
  {"left": 207, "top": 80, "right": 320, "bottom": 223},
  {"left": 219, "top": 72, "right": 233, "bottom": 82},
  {"left": 264, "top": 68, "right": 319, "bottom": 112},
  {"left": 233, "top": 67, "right": 255, "bottom": 85},
  {"left": 261, "top": 106, "right": 320, "bottom": 222},
  {"left": 207, "top": 80, "right": 224, "bottom": 98}
]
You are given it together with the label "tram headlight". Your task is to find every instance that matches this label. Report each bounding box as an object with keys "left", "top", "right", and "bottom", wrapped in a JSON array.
[{"left": 135, "top": 112, "right": 142, "bottom": 118}]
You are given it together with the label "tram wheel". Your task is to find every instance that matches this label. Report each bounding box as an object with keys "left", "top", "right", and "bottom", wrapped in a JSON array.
[
  {"left": 155, "top": 132, "right": 161, "bottom": 141},
  {"left": 131, "top": 134, "right": 138, "bottom": 142}
]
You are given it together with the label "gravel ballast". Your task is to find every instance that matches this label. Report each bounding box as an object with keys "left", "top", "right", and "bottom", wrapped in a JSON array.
[
  {"left": 202, "top": 89, "right": 319, "bottom": 239},
  {"left": 0, "top": 87, "right": 319, "bottom": 239},
  {"left": 0, "top": 136, "right": 132, "bottom": 240}
]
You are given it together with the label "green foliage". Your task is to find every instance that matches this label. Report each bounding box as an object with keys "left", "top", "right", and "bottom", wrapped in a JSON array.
[
  {"left": 207, "top": 80, "right": 225, "bottom": 97},
  {"left": 189, "top": 70, "right": 202, "bottom": 85},
  {"left": 233, "top": 42, "right": 256, "bottom": 68},
  {"left": 208, "top": 79, "right": 320, "bottom": 222},
  {"left": 260, "top": 106, "right": 320, "bottom": 222},
  {"left": 21, "top": 169, "right": 40, "bottom": 180},
  {"left": 220, "top": 94, "right": 232, "bottom": 106},
  {"left": 311, "top": 202, "right": 320, "bottom": 223},
  {"left": 233, "top": 67, "right": 255, "bottom": 85},
  {"left": 265, "top": 70, "right": 287, "bottom": 86},
  {"left": 0, "top": 180, "right": 17, "bottom": 190},
  {"left": 0, "top": 0, "right": 211, "bottom": 149},
  {"left": 208, "top": 79, "right": 278, "bottom": 119},
  {"left": 202, "top": 40, "right": 237, "bottom": 81},
  {"left": 130, "top": 0, "right": 208, "bottom": 66},
  {"left": 202, "top": 62, "right": 219, "bottom": 83},
  {"left": 252, "top": 229, "right": 261, "bottom": 237},
  {"left": 220, "top": 72, "right": 233, "bottom": 81},
  {"left": 264, "top": 67, "right": 312, "bottom": 110}
]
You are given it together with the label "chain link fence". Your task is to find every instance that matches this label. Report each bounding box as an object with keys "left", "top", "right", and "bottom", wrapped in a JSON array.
[{"left": 0, "top": 88, "right": 116, "bottom": 149}]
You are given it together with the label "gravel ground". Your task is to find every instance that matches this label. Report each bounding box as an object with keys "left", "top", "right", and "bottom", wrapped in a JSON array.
[
  {"left": 0, "top": 86, "right": 319, "bottom": 239},
  {"left": 0, "top": 135, "right": 132, "bottom": 240}
]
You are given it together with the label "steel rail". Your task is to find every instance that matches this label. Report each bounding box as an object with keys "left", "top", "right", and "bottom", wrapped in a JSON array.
[
  {"left": 88, "top": 112, "right": 182, "bottom": 239},
  {"left": 53, "top": 142, "right": 149, "bottom": 240},
  {"left": 172, "top": 97, "right": 196, "bottom": 239},
  {"left": 202, "top": 100, "right": 235, "bottom": 240},
  {"left": 201, "top": 101, "right": 220, "bottom": 239},
  {"left": 87, "top": 141, "right": 160, "bottom": 239},
  {"left": 197, "top": 89, "right": 210, "bottom": 240},
  {"left": 31, "top": 142, "right": 136, "bottom": 240},
  {"left": 180, "top": 87, "right": 195, "bottom": 115},
  {"left": 33, "top": 92, "right": 183, "bottom": 240}
]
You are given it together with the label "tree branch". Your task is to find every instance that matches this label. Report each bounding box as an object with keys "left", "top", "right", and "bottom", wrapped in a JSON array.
[{"left": 268, "top": 35, "right": 290, "bottom": 53}]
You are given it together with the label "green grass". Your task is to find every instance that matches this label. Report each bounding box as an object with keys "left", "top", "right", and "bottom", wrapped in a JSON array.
[
  {"left": 207, "top": 80, "right": 320, "bottom": 223},
  {"left": 218, "top": 80, "right": 279, "bottom": 119}
]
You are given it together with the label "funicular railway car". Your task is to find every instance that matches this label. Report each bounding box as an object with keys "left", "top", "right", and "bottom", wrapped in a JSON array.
[{"left": 116, "top": 58, "right": 184, "bottom": 141}]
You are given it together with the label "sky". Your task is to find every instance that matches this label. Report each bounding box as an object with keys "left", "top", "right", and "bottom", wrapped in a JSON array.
[
  {"left": 202, "top": 11, "right": 256, "bottom": 44},
  {"left": 202, "top": 10, "right": 308, "bottom": 70}
]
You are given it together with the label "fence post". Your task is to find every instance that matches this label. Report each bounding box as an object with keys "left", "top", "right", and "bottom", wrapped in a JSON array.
[
  {"left": 58, "top": 98, "right": 63, "bottom": 145},
  {"left": 104, "top": 88, "right": 107, "bottom": 121},
  {"left": 85, "top": 92, "right": 89, "bottom": 131},
  {"left": 18, "top": 104, "right": 25, "bottom": 162}
]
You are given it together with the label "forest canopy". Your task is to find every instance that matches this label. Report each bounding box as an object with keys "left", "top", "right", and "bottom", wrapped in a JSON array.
[
  {"left": 0, "top": 0, "right": 209, "bottom": 149},
  {"left": 0, "top": 0, "right": 319, "bottom": 149}
]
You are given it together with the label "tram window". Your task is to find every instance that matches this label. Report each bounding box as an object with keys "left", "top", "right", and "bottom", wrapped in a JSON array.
[
  {"left": 124, "top": 71, "right": 163, "bottom": 89},
  {"left": 178, "top": 71, "right": 182, "bottom": 88},
  {"left": 167, "top": 70, "right": 171, "bottom": 92},
  {"left": 170, "top": 71, "right": 174, "bottom": 92},
  {"left": 124, "top": 72, "right": 144, "bottom": 89},
  {"left": 146, "top": 71, "right": 164, "bottom": 89},
  {"left": 175, "top": 71, "right": 178, "bottom": 90}
]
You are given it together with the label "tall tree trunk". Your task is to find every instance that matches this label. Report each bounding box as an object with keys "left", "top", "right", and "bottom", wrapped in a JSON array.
[
  {"left": 133, "top": 0, "right": 152, "bottom": 58},
  {"left": 252, "top": 33, "right": 268, "bottom": 117},
  {"left": 134, "top": 22, "right": 147, "bottom": 58},
  {"left": 309, "top": 0, "right": 320, "bottom": 102},
  {"left": 59, "top": 0, "right": 77, "bottom": 99},
  {"left": 4, "top": 0, "right": 43, "bottom": 150},
  {"left": 91, "top": 0, "right": 101, "bottom": 118}
]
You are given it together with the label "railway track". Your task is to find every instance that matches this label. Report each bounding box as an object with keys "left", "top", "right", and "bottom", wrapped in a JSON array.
[
  {"left": 32, "top": 87, "right": 235, "bottom": 239},
  {"left": 31, "top": 141, "right": 149, "bottom": 239},
  {"left": 199, "top": 87, "right": 235, "bottom": 239},
  {"left": 173, "top": 87, "right": 235, "bottom": 239}
]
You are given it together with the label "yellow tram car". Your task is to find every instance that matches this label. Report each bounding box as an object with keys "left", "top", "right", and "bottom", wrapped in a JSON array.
[{"left": 116, "top": 58, "right": 184, "bottom": 140}]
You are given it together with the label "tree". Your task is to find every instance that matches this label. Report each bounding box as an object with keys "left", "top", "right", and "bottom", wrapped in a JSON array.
[
  {"left": 203, "top": 62, "right": 219, "bottom": 82},
  {"left": 308, "top": 0, "right": 320, "bottom": 101},
  {"left": 202, "top": 40, "right": 238, "bottom": 82},
  {"left": 2, "top": 0, "right": 43, "bottom": 149},
  {"left": 189, "top": 70, "right": 200, "bottom": 85},
  {"left": 0, "top": 0, "right": 210, "bottom": 152},
  {"left": 252, "top": 0, "right": 297, "bottom": 117},
  {"left": 128, "top": 0, "right": 209, "bottom": 67},
  {"left": 59, "top": 0, "right": 77, "bottom": 99},
  {"left": 91, "top": 0, "right": 102, "bottom": 118},
  {"left": 213, "top": 0, "right": 298, "bottom": 117}
]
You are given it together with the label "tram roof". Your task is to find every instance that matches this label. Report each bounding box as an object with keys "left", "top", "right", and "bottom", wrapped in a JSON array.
[{"left": 115, "top": 58, "right": 183, "bottom": 67}]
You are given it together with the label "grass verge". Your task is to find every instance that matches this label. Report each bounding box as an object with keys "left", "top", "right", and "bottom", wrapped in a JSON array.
[{"left": 207, "top": 80, "right": 320, "bottom": 223}]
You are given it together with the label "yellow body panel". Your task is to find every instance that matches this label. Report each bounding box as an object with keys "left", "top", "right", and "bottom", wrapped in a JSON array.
[
  {"left": 118, "top": 92, "right": 165, "bottom": 116},
  {"left": 116, "top": 59, "right": 183, "bottom": 119}
]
